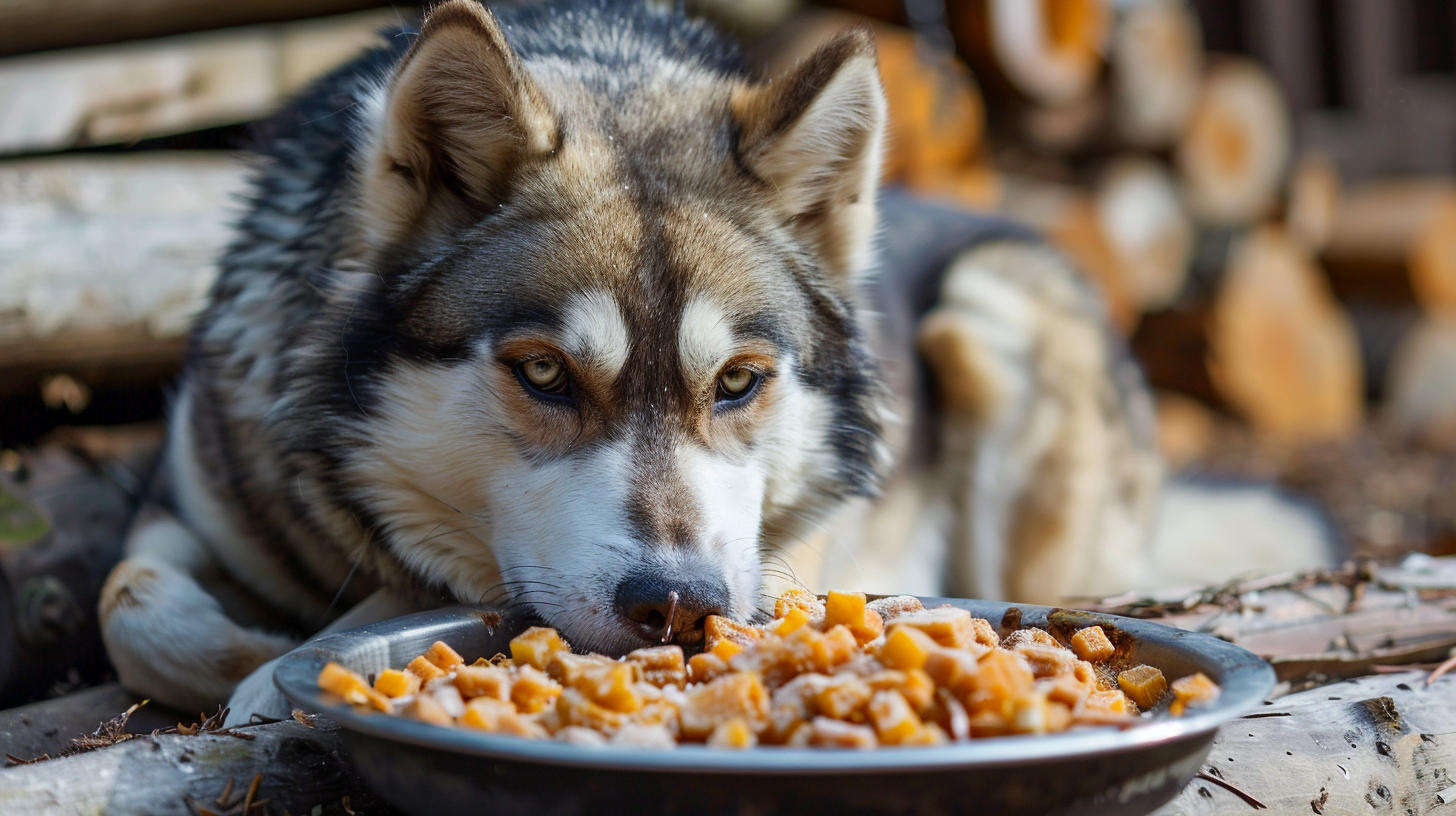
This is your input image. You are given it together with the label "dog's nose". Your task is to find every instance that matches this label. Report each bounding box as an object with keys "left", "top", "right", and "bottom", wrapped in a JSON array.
[{"left": 613, "top": 572, "right": 730, "bottom": 645}]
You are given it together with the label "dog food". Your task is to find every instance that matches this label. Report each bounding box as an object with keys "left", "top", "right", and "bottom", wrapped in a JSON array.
[{"left": 316, "top": 591, "right": 1220, "bottom": 748}]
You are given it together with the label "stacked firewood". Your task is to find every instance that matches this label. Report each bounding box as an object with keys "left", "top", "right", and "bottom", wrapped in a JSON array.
[{"left": 770, "top": 0, "right": 1456, "bottom": 558}]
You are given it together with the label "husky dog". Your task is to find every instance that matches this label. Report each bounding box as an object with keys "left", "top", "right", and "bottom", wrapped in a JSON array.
[{"left": 99, "top": 0, "right": 1329, "bottom": 716}]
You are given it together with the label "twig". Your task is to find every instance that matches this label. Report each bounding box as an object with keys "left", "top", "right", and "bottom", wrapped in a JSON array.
[
  {"left": 1427, "top": 653, "right": 1456, "bottom": 686},
  {"left": 242, "top": 773, "right": 261, "bottom": 815},
  {"left": 1196, "top": 770, "right": 1267, "bottom": 809}
]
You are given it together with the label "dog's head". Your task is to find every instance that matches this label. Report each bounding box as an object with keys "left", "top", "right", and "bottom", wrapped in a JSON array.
[{"left": 325, "top": 1, "right": 887, "bottom": 652}]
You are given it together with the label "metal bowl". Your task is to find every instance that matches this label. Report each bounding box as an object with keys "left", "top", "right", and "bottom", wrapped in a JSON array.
[{"left": 275, "top": 598, "right": 1273, "bottom": 816}]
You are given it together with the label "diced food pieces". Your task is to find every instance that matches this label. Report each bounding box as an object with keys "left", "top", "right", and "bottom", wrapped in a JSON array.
[
  {"left": 1117, "top": 664, "right": 1169, "bottom": 710},
  {"left": 1070, "top": 625, "right": 1116, "bottom": 662},
  {"left": 878, "top": 624, "right": 940, "bottom": 671},
  {"left": 711, "top": 639, "right": 744, "bottom": 662},
  {"left": 923, "top": 649, "right": 979, "bottom": 697},
  {"left": 704, "top": 615, "right": 763, "bottom": 649},
  {"left": 706, "top": 717, "right": 758, "bottom": 749},
  {"left": 318, "top": 662, "right": 389, "bottom": 710},
  {"left": 814, "top": 674, "right": 873, "bottom": 720},
  {"left": 626, "top": 645, "right": 687, "bottom": 689},
  {"left": 1169, "top": 672, "right": 1221, "bottom": 715},
  {"left": 373, "top": 667, "right": 421, "bottom": 699},
  {"left": 969, "top": 649, "right": 1035, "bottom": 713},
  {"left": 894, "top": 607, "right": 979, "bottom": 649},
  {"left": 687, "top": 652, "right": 730, "bottom": 683},
  {"left": 868, "top": 690, "right": 922, "bottom": 745},
  {"left": 770, "top": 606, "right": 812, "bottom": 636},
  {"left": 406, "top": 655, "right": 445, "bottom": 683},
  {"left": 824, "top": 590, "right": 866, "bottom": 628},
  {"left": 866, "top": 595, "right": 924, "bottom": 623},
  {"left": 556, "top": 688, "right": 626, "bottom": 732},
  {"left": 1015, "top": 643, "right": 1079, "bottom": 679},
  {"left": 461, "top": 697, "right": 546, "bottom": 738},
  {"left": 678, "top": 672, "right": 768, "bottom": 740},
  {"left": 510, "top": 626, "right": 571, "bottom": 671},
  {"left": 403, "top": 692, "right": 454, "bottom": 726},
  {"left": 510, "top": 665, "right": 563, "bottom": 714},
  {"left": 611, "top": 723, "right": 676, "bottom": 748},
  {"left": 1001, "top": 628, "right": 1062, "bottom": 650},
  {"left": 583, "top": 663, "right": 643, "bottom": 714},
  {"left": 452, "top": 665, "right": 512, "bottom": 700},
  {"left": 547, "top": 652, "right": 616, "bottom": 686},
  {"left": 773, "top": 588, "right": 826, "bottom": 620},
  {"left": 423, "top": 640, "right": 465, "bottom": 671},
  {"left": 809, "top": 717, "right": 878, "bottom": 749}
]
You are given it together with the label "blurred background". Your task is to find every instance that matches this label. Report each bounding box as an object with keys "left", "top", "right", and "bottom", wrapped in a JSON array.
[{"left": 4, "top": 0, "right": 1456, "bottom": 701}]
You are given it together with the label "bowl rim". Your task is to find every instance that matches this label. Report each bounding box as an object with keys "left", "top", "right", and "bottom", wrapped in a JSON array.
[{"left": 275, "top": 597, "right": 1273, "bottom": 775}]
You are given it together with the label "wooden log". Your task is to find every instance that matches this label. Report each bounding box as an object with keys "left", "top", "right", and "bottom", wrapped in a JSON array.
[
  {"left": 1409, "top": 194, "right": 1456, "bottom": 316},
  {"left": 0, "top": 716, "right": 396, "bottom": 816},
  {"left": 1155, "top": 672, "right": 1456, "bottom": 815},
  {"left": 0, "top": 684, "right": 182, "bottom": 762},
  {"left": 1321, "top": 180, "right": 1456, "bottom": 304},
  {"left": 1207, "top": 226, "right": 1362, "bottom": 440},
  {"left": 1383, "top": 316, "right": 1456, "bottom": 452},
  {"left": 0, "top": 1, "right": 391, "bottom": 58},
  {"left": 1094, "top": 156, "right": 1194, "bottom": 311},
  {"left": 946, "top": 0, "right": 1113, "bottom": 108},
  {"left": 0, "top": 153, "right": 246, "bottom": 393},
  {"left": 1110, "top": 0, "right": 1203, "bottom": 149},
  {"left": 0, "top": 9, "right": 403, "bottom": 155},
  {"left": 1285, "top": 152, "right": 1341, "bottom": 256},
  {"left": 1175, "top": 57, "right": 1292, "bottom": 226}
]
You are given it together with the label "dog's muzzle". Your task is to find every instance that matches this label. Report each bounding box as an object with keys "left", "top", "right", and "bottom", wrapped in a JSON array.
[{"left": 613, "top": 569, "right": 729, "bottom": 647}]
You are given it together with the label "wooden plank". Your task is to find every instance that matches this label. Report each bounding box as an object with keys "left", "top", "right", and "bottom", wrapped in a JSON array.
[
  {"left": 0, "top": 685, "right": 182, "bottom": 762},
  {"left": 1154, "top": 672, "right": 1456, "bottom": 815},
  {"left": 0, "top": 9, "right": 404, "bottom": 155}
]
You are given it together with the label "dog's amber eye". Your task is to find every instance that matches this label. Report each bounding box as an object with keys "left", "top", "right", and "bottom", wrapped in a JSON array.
[
  {"left": 516, "top": 358, "right": 568, "bottom": 397},
  {"left": 716, "top": 367, "right": 759, "bottom": 402}
]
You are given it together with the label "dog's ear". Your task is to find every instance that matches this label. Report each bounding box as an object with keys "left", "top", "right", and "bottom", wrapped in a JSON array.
[
  {"left": 733, "top": 26, "right": 886, "bottom": 287},
  {"left": 360, "top": 0, "right": 557, "bottom": 256}
]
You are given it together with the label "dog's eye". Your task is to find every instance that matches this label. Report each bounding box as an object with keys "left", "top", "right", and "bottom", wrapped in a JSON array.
[
  {"left": 516, "top": 358, "right": 568, "bottom": 397},
  {"left": 716, "top": 367, "right": 759, "bottom": 403}
]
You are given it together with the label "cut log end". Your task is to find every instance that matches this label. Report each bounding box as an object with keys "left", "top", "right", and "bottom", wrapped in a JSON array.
[
  {"left": 1095, "top": 156, "right": 1194, "bottom": 312},
  {"left": 1208, "top": 226, "right": 1363, "bottom": 440},
  {"left": 951, "top": 0, "right": 1112, "bottom": 107},
  {"left": 1111, "top": 0, "right": 1203, "bottom": 148},
  {"left": 1177, "top": 57, "right": 1291, "bottom": 226}
]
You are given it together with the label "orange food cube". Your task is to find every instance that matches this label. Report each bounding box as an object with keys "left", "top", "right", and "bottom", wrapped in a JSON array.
[
  {"left": 403, "top": 692, "right": 454, "bottom": 726},
  {"left": 868, "top": 690, "right": 922, "bottom": 744},
  {"left": 1117, "top": 664, "right": 1168, "bottom": 710},
  {"left": 1070, "top": 626, "right": 1116, "bottom": 662},
  {"left": 809, "top": 716, "right": 877, "bottom": 748},
  {"left": 1082, "top": 688, "right": 1130, "bottom": 714},
  {"left": 773, "top": 588, "right": 825, "bottom": 619},
  {"left": 706, "top": 717, "right": 758, "bottom": 749},
  {"left": 704, "top": 615, "right": 763, "bottom": 649},
  {"left": 678, "top": 672, "right": 769, "bottom": 740},
  {"left": 452, "top": 665, "right": 513, "bottom": 700},
  {"left": 688, "top": 652, "right": 730, "bottom": 683},
  {"left": 373, "top": 668, "right": 421, "bottom": 699},
  {"left": 546, "top": 652, "right": 617, "bottom": 687},
  {"left": 510, "top": 626, "right": 570, "bottom": 671},
  {"left": 968, "top": 708, "right": 1009, "bottom": 738},
  {"left": 923, "top": 649, "right": 979, "bottom": 696},
  {"left": 711, "top": 639, "right": 744, "bottom": 662},
  {"left": 510, "top": 665, "right": 563, "bottom": 713},
  {"left": 771, "top": 606, "right": 812, "bottom": 636},
  {"left": 852, "top": 608, "right": 885, "bottom": 644},
  {"left": 969, "top": 649, "right": 1034, "bottom": 712},
  {"left": 867, "top": 595, "right": 924, "bottom": 623},
  {"left": 626, "top": 645, "right": 688, "bottom": 688},
  {"left": 555, "top": 688, "right": 626, "bottom": 732},
  {"left": 878, "top": 625, "right": 939, "bottom": 671},
  {"left": 1044, "top": 673, "right": 1094, "bottom": 709},
  {"left": 423, "top": 641, "right": 465, "bottom": 671},
  {"left": 782, "top": 625, "right": 856, "bottom": 675},
  {"left": 1009, "top": 694, "right": 1052, "bottom": 734},
  {"left": 406, "top": 655, "right": 445, "bottom": 683},
  {"left": 461, "top": 697, "right": 546, "bottom": 738},
  {"left": 583, "top": 663, "right": 643, "bottom": 714},
  {"left": 894, "top": 607, "right": 978, "bottom": 649},
  {"left": 968, "top": 618, "right": 1000, "bottom": 649},
  {"left": 814, "top": 674, "right": 873, "bottom": 720},
  {"left": 1001, "top": 628, "right": 1062, "bottom": 650},
  {"left": 1169, "top": 672, "right": 1220, "bottom": 715},
  {"left": 318, "top": 662, "right": 384, "bottom": 708},
  {"left": 824, "top": 590, "right": 867, "bottom": 629},
  {"left": 899, "top": 722, "right": 951, "bottom": 746}
]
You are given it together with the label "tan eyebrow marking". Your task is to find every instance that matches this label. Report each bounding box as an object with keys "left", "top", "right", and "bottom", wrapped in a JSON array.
[{"left": 561, "top": 289, "right": 630, "bottom": 378}]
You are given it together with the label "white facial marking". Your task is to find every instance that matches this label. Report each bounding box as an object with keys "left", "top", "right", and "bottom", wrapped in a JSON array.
[
  {"left": 562, "top": 290, "right": 630, "bottom": 378},
  {"left": 678, "top": 294, "right": 734, "bottom": 383}
]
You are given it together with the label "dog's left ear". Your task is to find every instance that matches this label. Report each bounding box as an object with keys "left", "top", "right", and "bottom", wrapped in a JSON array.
[
  {"left": 359, "top": 0, "right": 558, "bottom": 258},
  {"left": 733, "top": 26, "right": 886, "bottom": 287}
]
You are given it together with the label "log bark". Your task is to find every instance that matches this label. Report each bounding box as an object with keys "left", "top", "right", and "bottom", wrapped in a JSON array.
[
  {"left": 1175, "top": 57, "right": 1292, "bottom": 226},
  {"left": 1207, "top": 226, "right": 1363, "bottom": 440},
  {"left": 1154, "top": 672, "right": 1456, "bottom": 815},
  {"left": 1110, "top": 0, "right": 1203, "bottom": 149},
  {"left": 0, "top": 1, "right": 390, "bottom": 58},
  {"left": 1095, "top": 156, "right": 1194, "bottom": 311},
  {"left": 0, "top": 9, "right": 403, "bottom": 155},
  {"left": 946, "top": 0, "right": 1113, "bottom": 108}
]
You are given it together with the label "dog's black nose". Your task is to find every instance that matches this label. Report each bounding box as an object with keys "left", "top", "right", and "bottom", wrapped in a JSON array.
[{"left": 614, "top": 572, "right": 730, "bottom": 645}]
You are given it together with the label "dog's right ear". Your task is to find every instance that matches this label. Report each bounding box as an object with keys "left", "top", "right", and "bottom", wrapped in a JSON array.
[{"left": 359, "top": 0, "right": 558, "bottom": 257}]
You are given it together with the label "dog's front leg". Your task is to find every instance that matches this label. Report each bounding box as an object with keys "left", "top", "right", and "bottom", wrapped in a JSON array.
[{"left": 224, "top": 588, "right": 425, "bottom": 725}]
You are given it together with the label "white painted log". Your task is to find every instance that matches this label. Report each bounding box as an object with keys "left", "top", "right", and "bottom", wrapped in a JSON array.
[
  {"left": 1095, "top": 156, "right": 1194, "bottom": 311},
  {"left": 0, "top": 9, "right": 402, "bottom": 155},
  {"left": 1111, "top": 0, "right": 1203, "bottom": 148},
  {"left": 950, "top": 0, "right": 1113, "bottom": 107}
]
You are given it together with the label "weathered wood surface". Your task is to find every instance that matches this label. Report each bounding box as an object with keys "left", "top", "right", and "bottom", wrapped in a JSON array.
[
  {"left": 0, "top": 684, "right": 180, "bottom": 762},
  {"left": 0, "top": 9, "right": 403, "bottom": 155},
  {"left": 1153, "top": 671, "right": 1456, "bottom": 815},
  {"left": 0, "top": 1, "right": 390, "bottom": 57},
  {"left": 0, "top": 715, "right": 398, "bottom": 816}
]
